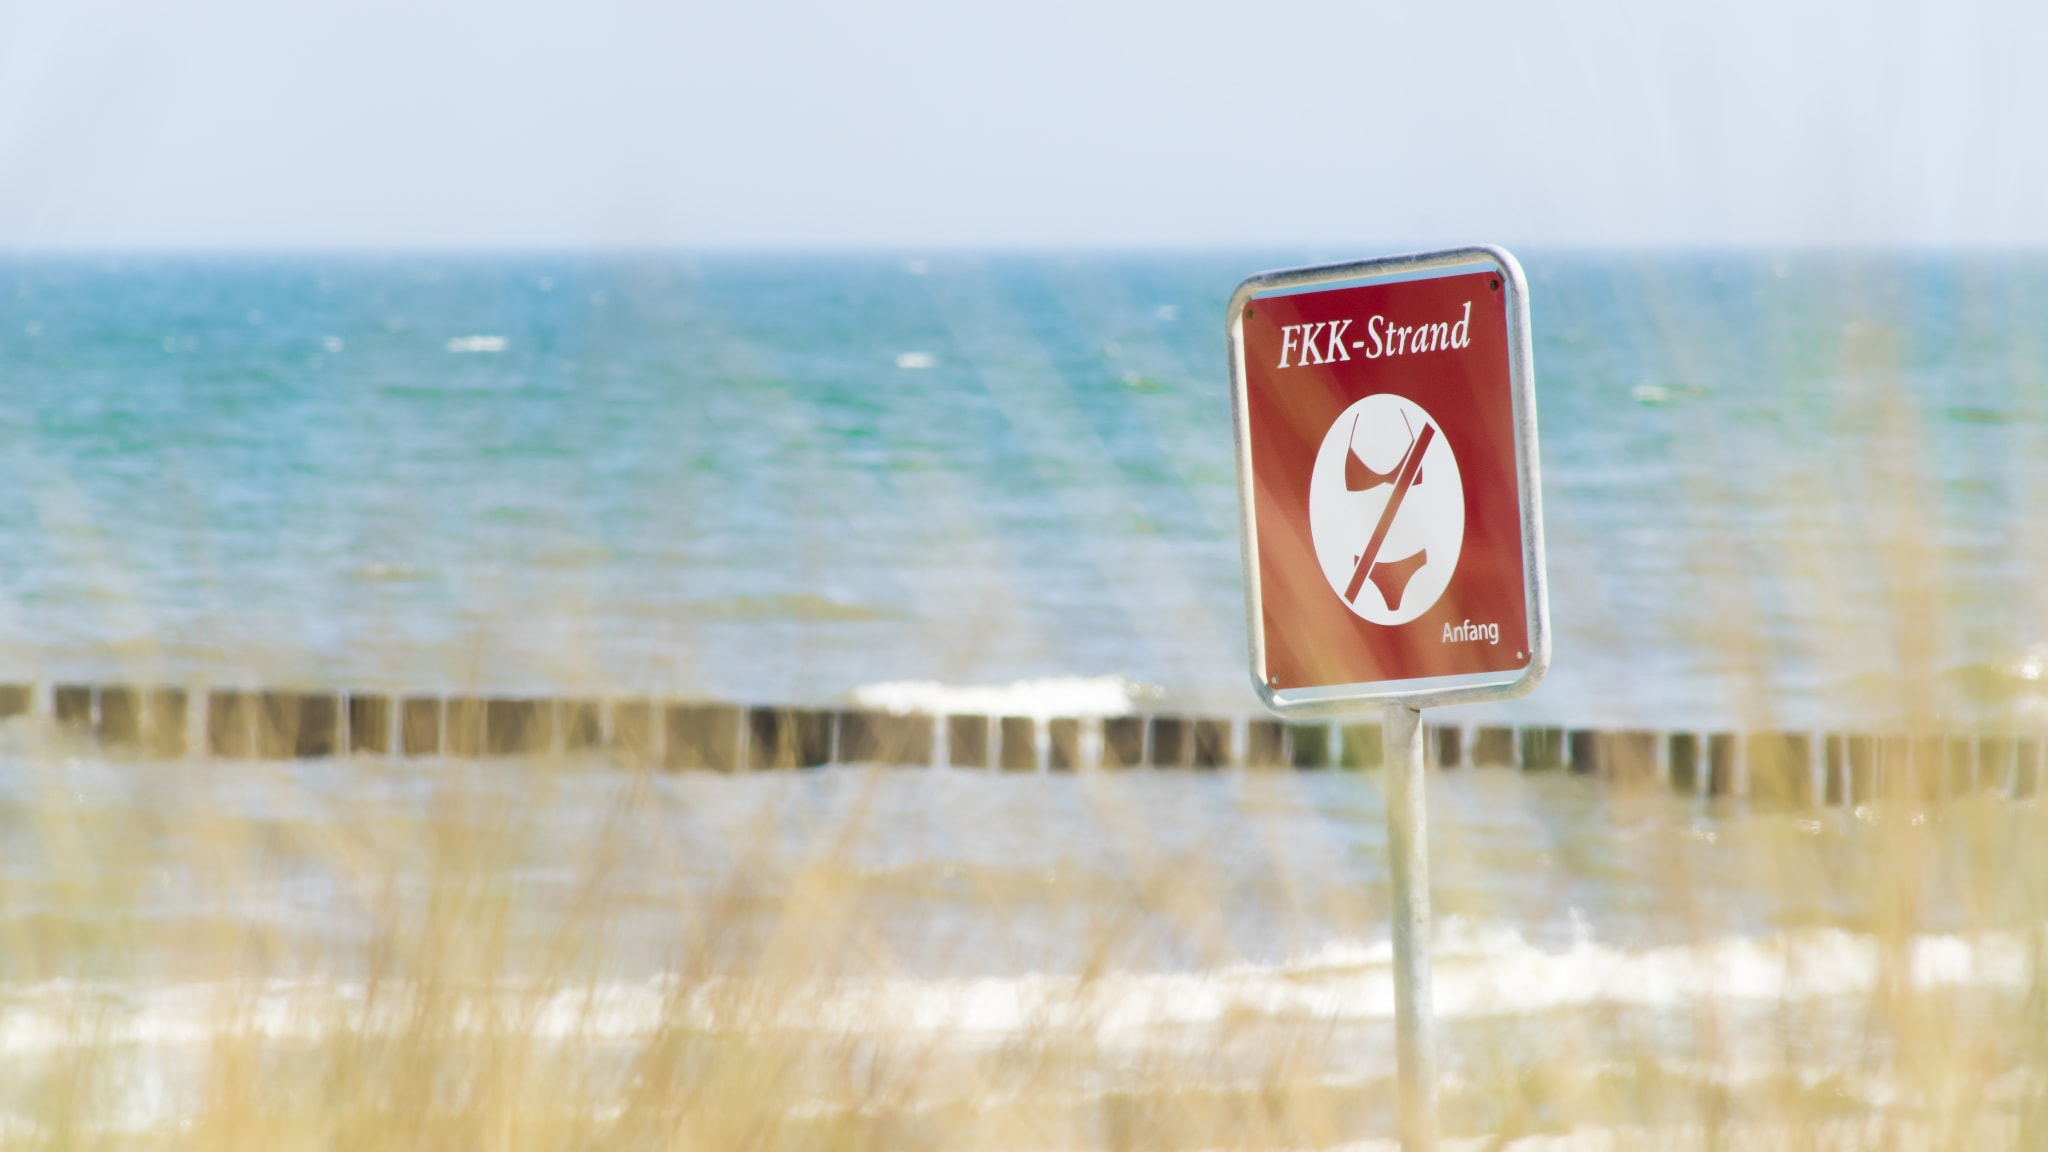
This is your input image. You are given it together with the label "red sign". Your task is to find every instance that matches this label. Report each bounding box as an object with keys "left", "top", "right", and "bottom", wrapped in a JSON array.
[{"left": 1228, "top": 248, "right": 1548, "bottom": 713}]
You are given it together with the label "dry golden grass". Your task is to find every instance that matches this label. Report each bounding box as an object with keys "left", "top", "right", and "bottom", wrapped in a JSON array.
[{"left": 0, "top": 709, "right": 2039, "bottom": 1151}]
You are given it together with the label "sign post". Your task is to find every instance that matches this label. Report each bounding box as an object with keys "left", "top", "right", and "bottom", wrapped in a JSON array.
[{"left": 1226, "top": 247, "right": 1549, "bottom": 1151}]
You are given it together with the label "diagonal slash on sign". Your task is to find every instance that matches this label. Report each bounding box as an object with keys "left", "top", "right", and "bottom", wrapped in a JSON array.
[{"left": 1343, "top": 423, "right": 1436, "bottom": 605}]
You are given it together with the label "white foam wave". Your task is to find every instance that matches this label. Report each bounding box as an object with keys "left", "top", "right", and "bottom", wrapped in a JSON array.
[
  {"left": 445, "top": 335, "right": 508, "bottom": 353},
  {"left": 784, "top": 923, "right": 2036, "bottom": 1035},
  {"left": 850, "top": 676, "right": 1162, "bottom": 719},
  {"left": 1, "top": 923, "right": 2035, "bottom": 1055},
  {"left": 1237, "top": 920, "right": 2038, "bottom": 1022}
]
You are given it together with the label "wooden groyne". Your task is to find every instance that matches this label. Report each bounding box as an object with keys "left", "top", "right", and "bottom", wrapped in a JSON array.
[{"left": 7, "top": 682, "right": 2043, "bottom": 803}]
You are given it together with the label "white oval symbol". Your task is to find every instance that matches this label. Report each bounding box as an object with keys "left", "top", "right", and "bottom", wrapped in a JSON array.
[{"left": 1307, "top": 393, "right": 1463, "bottom": 624}]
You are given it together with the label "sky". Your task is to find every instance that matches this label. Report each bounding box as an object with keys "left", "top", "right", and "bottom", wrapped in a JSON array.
[{"left": 1, "top": 0, "right": 2043, "bottom": 250}]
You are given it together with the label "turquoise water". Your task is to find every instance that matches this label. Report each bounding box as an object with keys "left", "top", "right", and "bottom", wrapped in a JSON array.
[{"left": 1, "top": 253, "right": 2044, "bottom": 728}]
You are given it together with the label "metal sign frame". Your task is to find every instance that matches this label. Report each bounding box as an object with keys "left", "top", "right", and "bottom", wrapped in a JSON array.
[
  {"left": 1226, "top": 245, "right": 1550, "bottom": 717},
  {"left": 1227, "top": 245, "right": 1551, "bottom": 1150}
]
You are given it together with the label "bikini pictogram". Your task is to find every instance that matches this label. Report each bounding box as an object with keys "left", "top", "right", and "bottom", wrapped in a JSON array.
[
  {"left": 1341, "top": 411, "right": 1435, "bottom": 611},
  {"left": 1307, "top": 393, "right": 1462, "bottom": 625}
]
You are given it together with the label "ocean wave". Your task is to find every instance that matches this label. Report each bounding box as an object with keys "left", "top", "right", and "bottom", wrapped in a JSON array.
[
  {"left": 780, "top": 922, "right": 2038, "bottom": 1034},
  {"left": 850, "top": 676, "right": 1163, "bottom": 718},
  {"left": 2, "top": 922, "right": 2035, "bottom": 1055}
]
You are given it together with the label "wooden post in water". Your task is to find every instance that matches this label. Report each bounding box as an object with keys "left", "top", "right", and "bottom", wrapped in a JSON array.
[{"left": 1383, "top": 704, "right": 1438, "bottom": 1151}]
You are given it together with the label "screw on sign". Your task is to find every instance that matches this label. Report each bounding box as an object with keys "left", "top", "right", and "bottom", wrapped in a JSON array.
[{"left": 1226, "top": 248, "right": 1549, "bottom": 1152}]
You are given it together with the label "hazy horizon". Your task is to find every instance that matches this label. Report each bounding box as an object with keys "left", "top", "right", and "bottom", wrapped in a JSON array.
[{"left": 8, "top": 244, "right": 2048, "bottom": 258}]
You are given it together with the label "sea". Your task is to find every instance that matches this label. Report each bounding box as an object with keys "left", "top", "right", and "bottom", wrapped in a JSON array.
[
  {"left": 3, "top": 252, "right": 2045, "bottom": 729},
  {"left": 0, "top": 252, "right": 2044, "bottom": 1135}
]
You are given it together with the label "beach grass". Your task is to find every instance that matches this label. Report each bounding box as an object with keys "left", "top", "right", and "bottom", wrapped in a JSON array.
[{"left": 0, "top": 709, "right": 2041, "bottom": 1150}]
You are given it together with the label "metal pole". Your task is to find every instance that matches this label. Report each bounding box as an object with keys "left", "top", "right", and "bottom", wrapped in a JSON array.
[{"left": 1382, "top": 703, "right": 1438, "bottom": 1151}]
